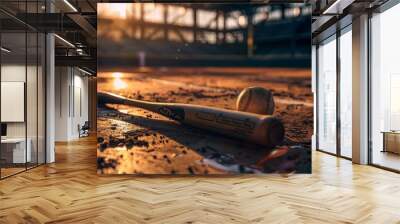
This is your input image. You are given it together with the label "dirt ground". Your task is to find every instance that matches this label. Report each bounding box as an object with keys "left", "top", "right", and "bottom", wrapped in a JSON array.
[{"left": 97, "top": 67, "right": 313, "bottom": 174}]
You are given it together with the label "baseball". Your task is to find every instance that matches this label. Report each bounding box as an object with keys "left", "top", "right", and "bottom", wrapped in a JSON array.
[{"left": 236, "top": 87, "right": 275, "bottom": 115}]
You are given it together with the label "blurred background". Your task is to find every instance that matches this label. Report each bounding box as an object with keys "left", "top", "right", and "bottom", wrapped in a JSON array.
[{"left": 98, "top": 3, "right": 311, "bottom": 69}]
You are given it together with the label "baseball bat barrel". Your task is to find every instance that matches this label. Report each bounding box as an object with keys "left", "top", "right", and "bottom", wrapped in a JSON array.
[{"left": 98, "top": 91, "right": 284, "bottom": 147}]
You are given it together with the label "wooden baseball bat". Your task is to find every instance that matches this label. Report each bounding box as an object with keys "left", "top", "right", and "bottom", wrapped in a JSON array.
[{"left": 98, "top": 91, "right": 285, "bottom": 147}]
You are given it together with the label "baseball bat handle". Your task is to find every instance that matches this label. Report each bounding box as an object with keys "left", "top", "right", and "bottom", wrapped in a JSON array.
[
  {"left": 98, "top": 91, "right": 169, "bottom": 113},
  {"left": 98, "top": 91, "right": 284, "bottom": 147}
]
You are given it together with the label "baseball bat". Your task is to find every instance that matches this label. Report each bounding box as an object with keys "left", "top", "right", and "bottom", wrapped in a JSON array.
[{"left": 98, "top": 91, "right": 284, "bottom": 147}]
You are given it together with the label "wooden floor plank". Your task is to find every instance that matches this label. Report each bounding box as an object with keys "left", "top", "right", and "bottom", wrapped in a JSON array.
[{"left": 0, "top": 136, "right": 399, "bottom": 223}]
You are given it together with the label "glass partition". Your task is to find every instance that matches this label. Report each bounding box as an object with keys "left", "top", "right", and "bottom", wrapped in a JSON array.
[{"left": 0, "top": 2, "right": 46, "bottom": 179}]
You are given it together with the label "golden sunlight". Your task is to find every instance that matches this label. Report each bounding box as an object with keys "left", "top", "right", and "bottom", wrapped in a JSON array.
[
  {"left": 111, "top": 72, "right": 127, "bottom": 89},
  {"left": 113, "top": 78, "right": 127, "bottom": 90},
  {"left": 112, "top": 72, "right": 123, "bottom": 78},
  {"left": 98, "top": 3, "right": 133, "bottom": 19}
]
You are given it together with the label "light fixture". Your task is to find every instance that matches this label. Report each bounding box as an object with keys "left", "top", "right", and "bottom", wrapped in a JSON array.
[
  {"left": 54, "top": 34, "right": 75, "bottom": 48},
  {"left": 78, "top": 67, "right": 94, "bottom": 76},
  {"left": 1, "top": 47, "right": 11, "bottom": 53},
  {"left": 63, "top": 0, "right": 78, "bottom": 12}
]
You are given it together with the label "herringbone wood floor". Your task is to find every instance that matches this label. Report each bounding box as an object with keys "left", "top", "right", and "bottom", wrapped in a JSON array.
[{"left": 0, "top": 136, "right": 399, "bottom": 224}]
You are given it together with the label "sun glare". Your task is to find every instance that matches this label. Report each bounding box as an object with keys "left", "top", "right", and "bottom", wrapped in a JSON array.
[
  {"left": 111, "top": 72, "right": 127, "bottom": 89},
  {"left": 98, "top": 3, "right": 131, "bottom": 19},
  {"left": 112, "top": 72, "right": 123, "bottom": 78},
  {"left": 113, "top": 78, "right": 127, "bottom": 90}
]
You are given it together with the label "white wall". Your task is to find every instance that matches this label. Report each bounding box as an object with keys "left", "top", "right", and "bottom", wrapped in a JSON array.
[
  {"left": 1, "top": 65, "right": 26, "bottom": 138},
  {"left": 72, "top": 73, "right": 89, "bottom": 138},
  {"left": 55, "top": 67, "right": 89, "bottom": 141},
  {"left": 55, "top": 67, "right": 69, "bottom": 141}
]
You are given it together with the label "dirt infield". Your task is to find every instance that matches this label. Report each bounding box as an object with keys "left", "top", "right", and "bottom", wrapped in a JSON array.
[{"left": 97, "top": 67, "right": 312, "bottom": 174}]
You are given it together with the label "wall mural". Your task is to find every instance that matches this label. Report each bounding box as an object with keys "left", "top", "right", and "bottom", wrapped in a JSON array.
[{"left": 97, "top": 3, "right": 312, "bottom": 175}]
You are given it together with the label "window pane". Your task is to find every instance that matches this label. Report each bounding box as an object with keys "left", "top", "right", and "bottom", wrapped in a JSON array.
[
  {"left": 317, "top": 36, "right": 337, "bottom": 154},
  {"left": 340, "top": 29, "right": 352, "bottom": 158},
  {"left": 371, "top": 4, "right": 400, "bottom": 171}
]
